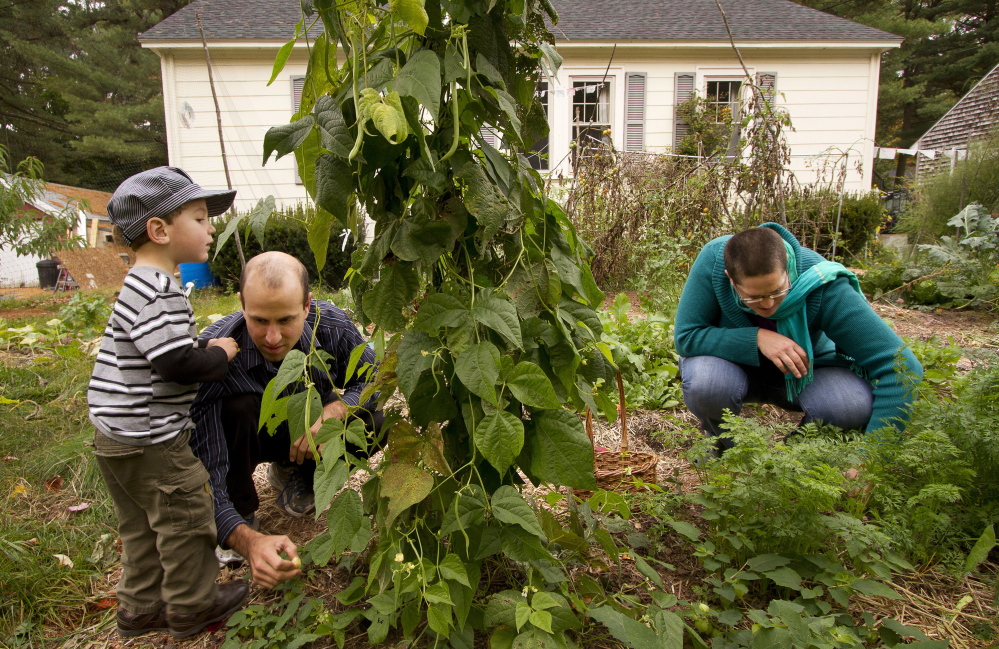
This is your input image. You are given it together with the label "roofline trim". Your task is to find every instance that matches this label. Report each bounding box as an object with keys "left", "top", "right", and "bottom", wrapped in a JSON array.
[{"left": 141, "top": 37, "right": 901, "bottom": 50}]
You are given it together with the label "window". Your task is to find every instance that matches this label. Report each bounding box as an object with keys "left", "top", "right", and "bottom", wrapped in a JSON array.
[
  {"left": 525, "top": 81, "right": 550, "bottom": 171},
  {"left": 292, "top": 76, "right": 305, "bottom": 184},
  {"left": 706, "top": 79, "right": 742, "bottom": 157},
  {"left": 571, "top": 79, "right": 612, "bottom": 163}
]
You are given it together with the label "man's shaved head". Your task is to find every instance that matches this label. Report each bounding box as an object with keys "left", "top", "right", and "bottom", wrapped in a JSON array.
[{"left": 240, "top": 251, "right": 310, "bottom": 307}]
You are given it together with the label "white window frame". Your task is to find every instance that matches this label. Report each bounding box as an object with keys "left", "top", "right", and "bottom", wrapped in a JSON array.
[{"left": 548, "top": 68, "right": 625, "bottom": 175}]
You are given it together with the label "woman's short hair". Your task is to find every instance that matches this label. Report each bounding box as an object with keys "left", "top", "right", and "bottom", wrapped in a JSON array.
[{"left": 724, "top": 227, "right": 787, "bottom": 282}]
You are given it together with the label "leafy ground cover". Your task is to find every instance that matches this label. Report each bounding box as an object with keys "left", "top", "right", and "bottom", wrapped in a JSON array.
[{"left": 2, "top": 287, "right": 998, "bottom": 648}]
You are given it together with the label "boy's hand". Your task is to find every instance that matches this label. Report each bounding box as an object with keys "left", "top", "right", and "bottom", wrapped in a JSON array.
[{"left": 208, "top": 337, "right": 240, "bottom": 361}]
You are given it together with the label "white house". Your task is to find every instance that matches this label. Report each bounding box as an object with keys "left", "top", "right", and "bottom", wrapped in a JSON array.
[{"left": 138, "top": 0, "right": 900, "bottom": 213}]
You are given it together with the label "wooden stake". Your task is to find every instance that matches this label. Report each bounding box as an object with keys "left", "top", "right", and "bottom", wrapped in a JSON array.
[
  {"left": 197, "top": 12, "right": 245, "bottom": 269},
  {"left": 617, "top": 371, "right": 628, "bottom": 455}
]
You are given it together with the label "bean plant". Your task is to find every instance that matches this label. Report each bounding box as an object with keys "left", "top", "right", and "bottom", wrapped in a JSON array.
[{"left": 256, "top": 0, "right": 636, "bottom": 646}]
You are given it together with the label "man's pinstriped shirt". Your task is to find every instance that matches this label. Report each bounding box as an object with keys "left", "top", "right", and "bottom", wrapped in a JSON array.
[
  {"left": 191, "top": 299, "right": 375, "bottom": 547},
  {"left": 88, "top": 266, "right": 201, "bottom": 445}
]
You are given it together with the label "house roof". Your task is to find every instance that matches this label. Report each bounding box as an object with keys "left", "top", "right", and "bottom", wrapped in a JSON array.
[
  {"left": 140, "top": 0, "right": 900, "bottom": 43},
  {"left": 916, "top": 62, "right": 999, "bottom": 153},
  {"left": 43, "top": 183, "right": 113, "bottom": 219}
]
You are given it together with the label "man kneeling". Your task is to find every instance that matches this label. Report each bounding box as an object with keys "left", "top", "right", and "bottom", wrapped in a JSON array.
[
  {"left": 191, "top": 252, "right": 380, "bottom": 586},
  {"left": 674, "top": 223, "right": 922, "bottom": 455}
]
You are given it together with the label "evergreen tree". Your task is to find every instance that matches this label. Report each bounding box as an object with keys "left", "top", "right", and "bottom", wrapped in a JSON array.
[
  {"left": 1, "top": 0, "right": 189, "bottom": 190},
  {"left": 797, "top": 0, "right": 999, "bottom": 154}
]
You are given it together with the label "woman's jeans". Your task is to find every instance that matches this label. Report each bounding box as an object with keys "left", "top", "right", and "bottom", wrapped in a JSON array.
[{"left": 679, "top": 355, "right": 873, "bottom": 450}]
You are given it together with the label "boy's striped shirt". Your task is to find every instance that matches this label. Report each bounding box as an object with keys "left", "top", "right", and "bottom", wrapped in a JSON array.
[{"left": 88, "top": 266, "right": 200, "bottom": 445}]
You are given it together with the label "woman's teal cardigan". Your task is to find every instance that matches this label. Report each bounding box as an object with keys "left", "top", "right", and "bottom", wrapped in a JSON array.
[{"left": 674, "top": 223, "right": 922, "bottom": 434}]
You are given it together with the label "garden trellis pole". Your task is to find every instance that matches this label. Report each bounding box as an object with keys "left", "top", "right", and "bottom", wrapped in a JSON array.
[{"left": 196, "top": 12, "right": 245, "bottom": 269}]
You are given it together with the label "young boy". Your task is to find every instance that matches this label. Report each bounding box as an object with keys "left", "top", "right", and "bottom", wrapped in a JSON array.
[{"left": 88, "top": 166, "right": 248, "bottom": 638}]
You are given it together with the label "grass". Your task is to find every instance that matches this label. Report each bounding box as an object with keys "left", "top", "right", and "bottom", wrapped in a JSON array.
[{"left": 0, "top": 283, "right": 353, "bottom": 645}]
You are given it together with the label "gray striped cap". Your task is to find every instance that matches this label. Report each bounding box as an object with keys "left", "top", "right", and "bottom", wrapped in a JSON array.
[{"left": 107, "top": 166, "right": 236, "bottom": 245}]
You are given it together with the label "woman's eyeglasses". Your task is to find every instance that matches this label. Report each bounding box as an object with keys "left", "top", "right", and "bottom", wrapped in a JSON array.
[{"left": 737, "top": 286, "right": 792, "bottom": 304}]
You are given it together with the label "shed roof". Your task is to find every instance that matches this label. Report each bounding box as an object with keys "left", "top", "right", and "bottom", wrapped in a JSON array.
[
  {"left": 140, "top": 0, "right": 900, "bottom": 43},
  {"left": 916, "top": 62, "right": 999, "bottom": 153}
]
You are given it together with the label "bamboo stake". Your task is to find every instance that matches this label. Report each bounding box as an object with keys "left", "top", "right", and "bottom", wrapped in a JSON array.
[
  {"left": 196, "top": 13, "right": 245, "bottom": 269},
  {"left": 617, "top": 371, "right": 628, "bottom": 455}
]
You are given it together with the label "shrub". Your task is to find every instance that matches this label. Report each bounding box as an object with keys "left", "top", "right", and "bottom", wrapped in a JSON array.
[
  {"left": 897, "top": 127, "right": 999, "bottom": 242},
  {"left": 209, "top": 207, "right": 356, "bottom": 292},
  {"left": 782, "top": 189, "right": 885, "bottom": 259}
]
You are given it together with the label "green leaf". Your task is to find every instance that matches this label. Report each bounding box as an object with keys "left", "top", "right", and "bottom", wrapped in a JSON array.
[
  {"left": 511, "top": 628, "right": 562, "bottom": 649},
  {"left": 287, "top": 388, "right": 321, "bottom": 442},
  {"left": 391, "top": 216, "right": 452, "bottom": 265},
  {"left": 650, "top": 610, "right": 684, "bottom": 649},
  {"left": 454, "top": 341, "right": 501, "bottom": 406},
  {"left": 475, "top": 53, "right": 504, "bottom": 86},
  {"left": 409, "top": 371, "right": 458, "bottom": 427},
  {"left": 484, "top": 590, "right": 521, "bottom": 629},
  {"left": 471, "top": 292, "right": 522, "bottom": 349},
  {"left": 438, "top": 553, "right": 470, "bottom": 587},
  {"left": 494, "top": 88, "right": 522, "bottom": 139},
  {"left": 263, "top": 116, "right": 315, "bottom": 164},
  {"left": 305, "top": 531, "right": 335, "bottom": 566},
  {"left": 751, "top": 626, "right": 793, "bottom": 649},
  {"left": 629, "top": 550, "right": 665, "bottom": 589},
  {"left": 528, "top": 410, "right": 596, "bottom": 489},
  {"left": 588, "top": 605, "right": 659, "bottom": 649},
  {"left": 315, "top": 154, "right": 353, "bottom": 225},
  {"left": 390, "top": 0, "right": 429, "bottom": 35},
  {"left": 763, "top": 567, "right": 802, "bottom": 591},
  {"left": 715, "top": 609, "right": 741, "bottom": 626},
  {"left": 396, "top": 331, "right": 437, "bottom": 399},
  {"left": 362, "top": 262, "right": 419, "bottom": 332},
  {"left": 325, "top": 489, "right": 364, "bottom": 558},
  {"left": 314, "top": 95, "right": 354, "bottom": 158},
  {"left": 850, "top": 578, "right": 904, "bottom": 600},
  {"left": 380, "top": 463, "right": 433, "bottom": 526},
  {"left": 424, "top": 581, "right": 454, "bottom": 606},
  {"left": 475, "top": 410, "right": 524, "bottom": 476},
  {"left": 440, "top": 484, "right": 488, "bottom": 537},
  {"left": 369, "top": 91, "right": 409, "bottom": 144},
  {"left": 268, "top": 38, "right": 298, "bottom": 86},
  {"left": 530, "top": 592, "right": 559, "bottom": 611},
  {"left": 427, "top": 603, "right": 452, "bottom": 635},
  {"left": 501, "top": 526, "right": 554, "bottom": 563},
  {"left": 272, "top": 350, "right": 307, "bottom": 397},
  {"left": 963, "top": 524, "right": 996, "bottom": 576},
  {"left": 246, "top": 195, "right": 275, "bottom": 246},
  {"left": 313, "top": 459, "right": 349, "bottom": 516},
  {"left": 403, "top": 156, "right": 448, "bottom": 194},
  {"left": 414, "top": 293, "right": 469, "bottom": 332},
  {"left": 491, "top": 485, "right": 545, "bottom": 539},
  {"left": 454, "top": 153, "right": 511, "bottom": 246},
  {"left": 307, "top": 207, "right": 337, "bottom": 273},
  {"left": 529, "top": 610, "right": 553, "bottom": 634},
  {"left": 593, "top": 528, "right": 619, "bottom": 560},
  {"left": 504, "top": 362, "right": 560, "bottom": 409},
  {"left": 213, "top": 212, "right": 248, "bottom": 261},
  {"left": 444, "top": 43, "right": 465, "bottom": 83},
  {"left": 515, "top": 601, "right": 531, "bottom": 631},
  {"left": 747, "top": 554, "right": 790, "bottom": 572},
  {"left": 393, "top": 49, "right": 441, "bottom": 122}
]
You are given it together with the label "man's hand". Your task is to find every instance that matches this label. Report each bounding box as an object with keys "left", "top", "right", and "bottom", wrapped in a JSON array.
[
  {"left": 208, "top": 337, "right": 240, "bottom": 361},
  {"left": 289, "top": 400, "right": 348, "bottom": 464},
  {"left": 757, "top": 329, "right": 809, "bottom": 379},
  {"left": 227, "top": 524, "right": 300, "bottom": 589}
]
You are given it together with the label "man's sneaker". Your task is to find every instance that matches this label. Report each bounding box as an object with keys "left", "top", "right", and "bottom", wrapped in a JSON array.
[
  {"left": 267, "top": 464, "right": 315, "bottom": 517},
  {"left": 167, "top": 581, "right": 249, "bottom": 639},
  {"left": 117, "top": 606, "right": 169, "bottom": 637},
  {"left": 215, "top": 514, "right": 259, "bottom": 568}
]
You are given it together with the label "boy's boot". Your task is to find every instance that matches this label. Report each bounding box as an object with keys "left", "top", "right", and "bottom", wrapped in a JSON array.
[
  {"left": 167, "top": 580, "right": 249, "bottom": 638},
  {"left": 117, "top": 606, "right": 169, "bottom": 637}
]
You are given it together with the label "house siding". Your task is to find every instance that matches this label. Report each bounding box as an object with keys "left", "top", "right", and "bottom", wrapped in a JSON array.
[{"left": 149, "top": 43, "right": 882, "bottom": 210}]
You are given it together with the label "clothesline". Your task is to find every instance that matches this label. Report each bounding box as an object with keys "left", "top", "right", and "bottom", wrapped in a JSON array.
[{"left": 875, "top": 146, "right": 967, "bottom": 161}]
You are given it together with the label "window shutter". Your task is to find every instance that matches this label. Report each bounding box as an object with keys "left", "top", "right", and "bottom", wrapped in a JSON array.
[
  {"left": 624, "top": 72, "right": 647, "bottom": 153},
  {"left": 292, "top": 76, "right": 305, "bottom": 113},
  {"left": 673, "top": 72, "right": 695, "bottom": 150},
  {"left": 292, "top": 76, "right": 305, "bottom": 184},
  {"left": 756, "top": 72, "right": 777, "bottom": 108},
  {"left": 479, "top": 126, "right": 499, "bottom": 148}
]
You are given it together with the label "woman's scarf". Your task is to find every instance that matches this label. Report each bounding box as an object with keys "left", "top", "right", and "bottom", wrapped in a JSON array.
[{"left": 735, "top": 240, "right": 862, "bottom": 400}]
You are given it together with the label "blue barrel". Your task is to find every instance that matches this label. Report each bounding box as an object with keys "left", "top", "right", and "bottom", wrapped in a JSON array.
[{"left": 178, "top": 262, "right": 217, "bottom": 289}]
